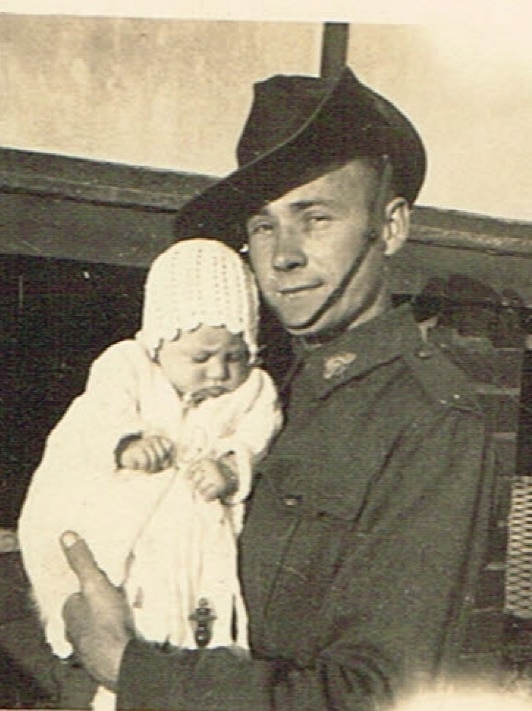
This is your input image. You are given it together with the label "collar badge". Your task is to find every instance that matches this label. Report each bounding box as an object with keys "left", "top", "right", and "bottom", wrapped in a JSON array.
[{"left": 323, "top": 351, "right": 357, "bottom": 380}]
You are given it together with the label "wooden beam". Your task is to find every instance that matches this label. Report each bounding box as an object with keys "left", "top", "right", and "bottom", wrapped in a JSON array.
[
  {"left": 320, "top": 22, "right": 349, "bottom": 78},
  {"left": 0, "top": 148, "right": 215, "bottom": 211},
  {"left": 1, "top": 148, "right": 531, "bottom": 306}
]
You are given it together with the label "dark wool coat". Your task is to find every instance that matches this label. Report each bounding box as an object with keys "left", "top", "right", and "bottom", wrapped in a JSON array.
[{"left": 117, "top": 305, "right": 492, "bottom": 711}]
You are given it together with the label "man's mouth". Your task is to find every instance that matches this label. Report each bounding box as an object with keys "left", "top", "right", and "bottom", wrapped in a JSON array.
[{"left": 277, "top": 281, "right": 323, "bottom": 297}]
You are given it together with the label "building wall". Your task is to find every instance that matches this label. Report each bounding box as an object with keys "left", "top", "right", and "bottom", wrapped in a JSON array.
[
  {"left": 347, "top": 23, "right": 532, "bottom": 222},
  {"left": 0, "top": 16, "right": 320, "bottom": 177},
  {"left": 0, "top": 14, "right": 531, "bottom": 221}
]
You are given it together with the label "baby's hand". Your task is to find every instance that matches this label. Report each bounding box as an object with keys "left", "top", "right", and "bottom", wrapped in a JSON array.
[
  {"left": 187, "top": 458, "right": 232, "bottom": 502},
  {"left": 116, "top": 434, "right": 175, "bottom": 474}
]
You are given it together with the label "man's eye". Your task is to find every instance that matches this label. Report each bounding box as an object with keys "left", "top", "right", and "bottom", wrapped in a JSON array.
[
  {"left": 247, "top": 219, "right": 274, "bottom": 237},
  {"left": 305, "top": 213, "right": 332, "bottom": 229}
]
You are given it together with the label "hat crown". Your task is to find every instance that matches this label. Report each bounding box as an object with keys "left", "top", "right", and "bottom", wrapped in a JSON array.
[
  {"left": 139, "top": 239, "right": 259, "bottom": 360},
  {"left": 237, "top": 75, "right": 336, "bottom": 166},
  {"left": 235, "top": 67, "right": 426, "bottom": 205}
]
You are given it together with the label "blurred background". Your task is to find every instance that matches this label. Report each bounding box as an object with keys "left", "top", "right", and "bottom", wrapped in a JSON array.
[{"left": 0, "top": 8, "right": 530, "bottom": 220}]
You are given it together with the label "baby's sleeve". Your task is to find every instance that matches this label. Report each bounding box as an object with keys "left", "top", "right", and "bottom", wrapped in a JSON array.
[
  {"left": 43, "top": 342, "right": 148, "bottom": 477},
  {"left": 213, "top": 368, "right": 283, "bottom": 503},
  {"left": 17, "top": 341, "right": 146, "bottom": 658}
]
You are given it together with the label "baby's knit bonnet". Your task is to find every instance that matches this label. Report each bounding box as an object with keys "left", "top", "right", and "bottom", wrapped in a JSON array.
[{"left": 138, "top": 238, "right": 259, "bottom": 361}]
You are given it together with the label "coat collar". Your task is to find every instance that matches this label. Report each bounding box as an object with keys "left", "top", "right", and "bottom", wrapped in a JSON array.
[{"left": 291, "top": 304, "right": 422, "bottom": 401}]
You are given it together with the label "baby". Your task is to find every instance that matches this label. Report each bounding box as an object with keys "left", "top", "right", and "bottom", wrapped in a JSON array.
[{"left": 18, "top": 238, "right": 282, "bottom": 709}]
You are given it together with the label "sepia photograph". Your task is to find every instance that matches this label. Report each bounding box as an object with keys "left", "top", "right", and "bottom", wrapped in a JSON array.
[{"left": 0, "top": 2, "right": 531, "bottom": 709}]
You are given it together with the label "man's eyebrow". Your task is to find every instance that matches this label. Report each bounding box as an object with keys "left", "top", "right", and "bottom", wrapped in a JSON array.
[
  {"left": 249, "top": 199, "right": 336, "bottom": 218},
  {"left": 248, "top": 206, "right": 272, "bottom": 218},
  {"left": 289, "top": 199, "right": 336, "bottom": 211}
]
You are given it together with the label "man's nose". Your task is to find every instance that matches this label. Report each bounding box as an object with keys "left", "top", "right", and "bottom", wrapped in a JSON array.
[
  {"left": 206, "top": 357, "right": 228, "bottom": 381},
  {"left": 272, "top": 225, "right": 307, "bottom": 271}
]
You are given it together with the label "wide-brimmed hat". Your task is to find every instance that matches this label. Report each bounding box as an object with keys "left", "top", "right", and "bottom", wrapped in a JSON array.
[{"left": 174, "top": 66, "right": 426, "bottom": 247}]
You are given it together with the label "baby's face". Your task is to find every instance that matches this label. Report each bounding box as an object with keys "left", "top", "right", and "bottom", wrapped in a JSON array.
[{"left": 157, "top": 325, "right": 250, "bottom": 402}]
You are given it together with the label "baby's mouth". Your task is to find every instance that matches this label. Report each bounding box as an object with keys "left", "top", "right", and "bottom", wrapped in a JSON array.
[{"left": 189, "top": 386, "right": 227, "bottom": 405}]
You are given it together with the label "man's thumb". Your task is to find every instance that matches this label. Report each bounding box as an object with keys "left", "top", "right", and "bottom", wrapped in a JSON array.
[{"left": 60, "top": 530, "right": 106, "bottom": 592}]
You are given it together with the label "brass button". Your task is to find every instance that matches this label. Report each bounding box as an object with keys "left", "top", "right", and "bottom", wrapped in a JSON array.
[{"left": 416, "top": 345, "right": 434, "bottom": 359}]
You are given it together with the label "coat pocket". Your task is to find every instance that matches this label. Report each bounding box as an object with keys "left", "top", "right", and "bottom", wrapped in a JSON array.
[
  {"left": 250, "top": 454, "right": 373, "bottom": 665},
  {"left": 260, "top": 452, "right": 374, "bottom": 525}
]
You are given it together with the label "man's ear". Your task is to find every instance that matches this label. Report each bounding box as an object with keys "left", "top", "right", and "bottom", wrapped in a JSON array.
[{"left": 382, "top": 197, "right": 410, "bottom": 256}]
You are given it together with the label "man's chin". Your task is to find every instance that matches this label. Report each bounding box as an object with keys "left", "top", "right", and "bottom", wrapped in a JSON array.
[
  {"left": 273, "top": 307, "right": 334, "bottom": 337},
  {"left": 270, "top": 302, "right": 324, "bottom": 334}
]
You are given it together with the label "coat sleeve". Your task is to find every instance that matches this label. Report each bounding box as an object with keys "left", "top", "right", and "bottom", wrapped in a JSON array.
[
  {"left": 116, "top": 405, "right": 491, "bottom": 711},
  {"left": 117, "top": 642, "right": 274, "bottom": 711}
]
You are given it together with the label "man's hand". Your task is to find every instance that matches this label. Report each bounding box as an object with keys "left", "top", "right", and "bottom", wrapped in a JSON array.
[{"left": 60, "top": 531, "right": 135, "bottom": 691}]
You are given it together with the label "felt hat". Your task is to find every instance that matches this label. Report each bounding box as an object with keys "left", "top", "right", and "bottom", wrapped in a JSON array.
[{"left": 174, "top": 66, "right": 426, "bottom": 247}]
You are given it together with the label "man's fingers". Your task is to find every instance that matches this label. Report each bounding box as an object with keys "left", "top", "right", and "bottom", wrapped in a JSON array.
[
  {"left": 60, "top": 531, "right": 107, "bottom": 593},
  {"left": 62, "top": 591, "right": 84, "bottom": 628}
]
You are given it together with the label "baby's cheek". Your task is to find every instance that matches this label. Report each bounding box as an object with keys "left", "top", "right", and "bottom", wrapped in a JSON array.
[{"left": 233, "top": 364, "right": 250, "bottom": 388}]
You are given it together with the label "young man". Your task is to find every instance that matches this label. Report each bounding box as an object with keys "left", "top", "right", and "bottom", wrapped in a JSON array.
[{"left": 59, "top": 67, "right": 491, "bottom": 710}]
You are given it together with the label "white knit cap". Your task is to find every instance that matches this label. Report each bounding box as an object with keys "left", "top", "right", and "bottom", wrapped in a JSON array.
[{"left": 139, "top": 238, "right": 260, "bottom": 361}]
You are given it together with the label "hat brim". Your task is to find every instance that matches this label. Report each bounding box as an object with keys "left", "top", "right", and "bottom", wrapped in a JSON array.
[{"left": 174, "top": 68, "right": 425, "bottom": 248}]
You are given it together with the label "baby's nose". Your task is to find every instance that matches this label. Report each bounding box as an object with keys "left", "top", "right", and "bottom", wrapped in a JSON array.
[{"left": 206, "top": 357, "right": 228, "bottom": 381}]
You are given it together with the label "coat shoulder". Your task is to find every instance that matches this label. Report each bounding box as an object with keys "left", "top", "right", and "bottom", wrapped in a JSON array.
[{"left": 402, "top": 341, "right": 482, "bottom": 415}]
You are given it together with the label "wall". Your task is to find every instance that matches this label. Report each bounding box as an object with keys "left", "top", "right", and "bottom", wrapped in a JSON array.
[
  {"left": 0, "top": 16, "right": 320, "bottom": 177},
  {"left": 347, "top": 23, "right": 532, "bottom": 221},
  {"left": 0, "top": 14, "right": 531, "bottom": 221}
]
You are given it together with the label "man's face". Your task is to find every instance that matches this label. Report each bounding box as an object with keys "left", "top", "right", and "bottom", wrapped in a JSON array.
[
  {"left": 157, "top": 325, "right": 250, "bottom": 402},
  {"left": 247, "top": 160, "right": 392, "bottom": 336}
]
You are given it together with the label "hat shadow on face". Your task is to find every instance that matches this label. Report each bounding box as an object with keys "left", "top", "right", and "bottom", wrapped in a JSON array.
[{"left": 174, "top": 66, "right": 426, "bottom": 248}]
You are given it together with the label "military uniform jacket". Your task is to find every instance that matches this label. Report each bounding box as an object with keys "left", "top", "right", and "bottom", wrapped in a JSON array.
[{"left": 117, "top": 305, "right": 491, "bottom": 711}]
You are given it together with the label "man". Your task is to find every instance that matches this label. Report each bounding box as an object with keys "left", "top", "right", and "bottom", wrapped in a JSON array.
[{"left": 60, "top": 67, "right": 491, "bottom": 710}]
